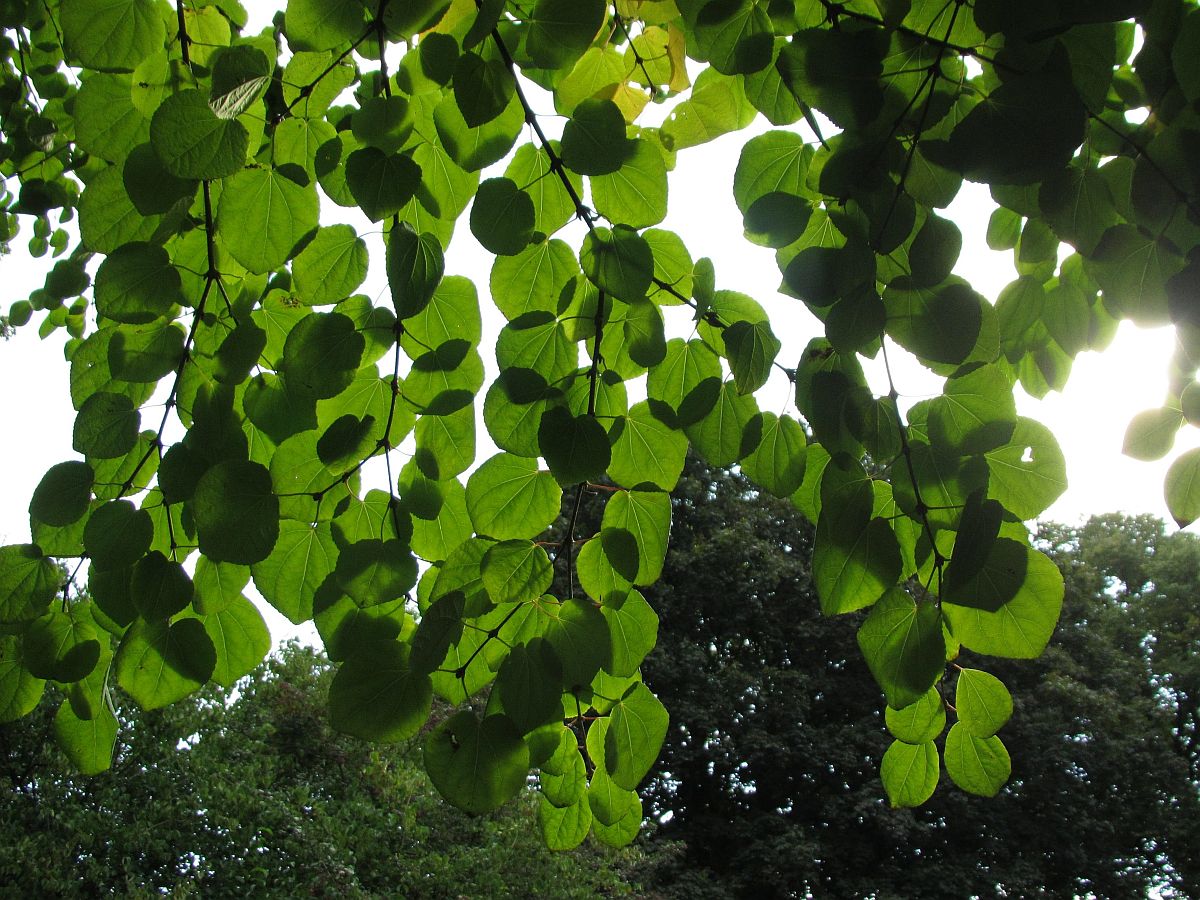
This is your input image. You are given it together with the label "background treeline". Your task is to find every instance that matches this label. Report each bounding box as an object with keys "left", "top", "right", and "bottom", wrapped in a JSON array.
[{"left": 1, "top": 458, "right": 1196, "bottom": 899}]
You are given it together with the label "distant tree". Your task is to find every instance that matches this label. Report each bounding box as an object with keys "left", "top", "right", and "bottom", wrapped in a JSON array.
[
  {"left": 629, "top": 459, "right": 1199, "bottom": 899},
  {"left": 0, "top": 642, "right": 640, "bottom": 899}
]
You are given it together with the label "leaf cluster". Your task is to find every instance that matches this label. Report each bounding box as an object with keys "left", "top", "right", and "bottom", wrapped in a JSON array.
[{"left": 0, "top": 0, "right": 1197, "bottom": 845}]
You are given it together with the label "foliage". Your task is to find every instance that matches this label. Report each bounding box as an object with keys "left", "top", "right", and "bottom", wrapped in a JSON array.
[
  {"left": 627, "top": 462, "right": 1199, "bottom": 898},
  {"left": 0, "top": 641, "right": 640, "bottom": 898},
  {"left": 0, "top": 0, "right": 1198, "bottom": 844}
]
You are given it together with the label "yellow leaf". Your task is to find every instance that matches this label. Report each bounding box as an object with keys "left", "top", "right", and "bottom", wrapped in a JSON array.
[{"left": 596, "top": 83, "right": 651, "bottom": 123}]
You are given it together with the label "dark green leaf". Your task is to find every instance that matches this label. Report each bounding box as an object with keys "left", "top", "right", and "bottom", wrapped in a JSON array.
[
  {"left": 424, "top": 711, "right": 530, "bottom": 814},
  {"left": 191, "top": 460, "right": 280, "bottom": 565},
  {"left": 329, "top": 639, "right": 433, "bottom": 742},
  {"left": 30, "top": 461, "right": 94, "bottom": 527}
]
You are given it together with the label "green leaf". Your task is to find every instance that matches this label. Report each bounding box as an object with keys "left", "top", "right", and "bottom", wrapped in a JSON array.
[
  {"left": 885, "top": 687, "right": 946, "bottom": 744},
  {"left": 694, "top": 0, "right": 774, "bottom": 75},
  {"left": 30, "top": 461, "right": 93, "bottom": 527},
  {"left": 580, "top": 226, "right": 654, "bottom": 302},
  {"left": 561, "top": 99, "right": 631, "bottom": 176},
  {"left": 590, "top": 138, "right": 669, "bottom": 229},
  {"left": 984, "top": 418, "right": 1067, "bottom": 520},
  {"left": 494, "top": 639, "right": 564, "bottom": 734},
  {"left": 453, "top": 51, "right": 514, "bottom": 128},
  {"left": 590, "top": 782, "right": 642, "bottom": 847},
  {"left": 0, "top": 636, "right": 46, "bottom": 720},
  {"left": 424, "top": 710, "right": 530, "bottom": 814},
  {"left": 525, "top": 0, "right": 605, "bottom": 69},
  {"left": 83, "top": 500, "right": 153, "bottom": 572},
  {"left": 191, "top": 460, "right": 280, "bottom": 566},
  {"left": 466, "top": 453, "right": 561, "bottom": 540},
  {"left": 250, "top": 520, "right": 337, "bottom": 623},
  {"left": 602, "top": 489, "right": 671, "bottom": 587},
  {"left": 955, "top": 668, "right": 1013, "bottom": 737},
  {"left": 61, "top": 0, "right": 166, "bottom": 73},
  {"left": 210, "top": 45, "right": 273, "bottom": 120},
  {"left": 23, "top": 608, "right": 100, "bottom": 683},
  {"left": 432, "top": 89, "right": 525, "bottom": 173},
  {"left": 942, "top": 545, "right": 1064, "bottom": 658},
  {"left": 292, "top": 225, "right": 368, "bottom": 305},
  {"left": 346, "top": 147, "right": 422, "bottom": 222},
  {"left": 741, "top": 413, "right": 807, "bottom": 498},
  {"left": 217, "top": 167, "right": 319, "bottom": 274},
  {"left": 576, "top": 534, "right": 634, "bottom": 607},
  {"left": 685, "top": 380, "right": 761, "bottom": 468},
  {"left": 505, "top": 143, "right": 580, "bottom": 236},
  {"left": 939, "top": 73, "right": 1086, "bottom": 185},
  {"left": 75, "top": 74, "right": 148, "bottom": 163},
  {"left": 286, "top": 0, "right": 367, "bottom": 52},
  {"left": 908, "top": 213, "right": 962, "bottom": 287},
  {"left": 857, "top": 589, "right": 946, "bottom": 709},
  {"left": 329, "top": 639, "right": 433, "bottom": 742},
  {"left": 733, "top": 130, "right": 812, "bottom": 213},
  {"left": 94, "top": 241, "right": 180, "bottom": 325},
  {"left": 743, "top": 191, "right": 812, "bottom": 247},
  {"left": 1123, "top": 407, "right": 1183, "bottom": 462},
  {"left": 192, "top": 558, "right": 250, "bottom": 616},
  {"left": 54, "top": 699, "right": 117, "bottom": 775},
  {"left": 482, "top": 541, "right": 553, "bottom": 606},
  {"left": 335, "top": 539, "right": 418, "bottom": 607},
  {"left": 109, "top": 323, "right": 186, "bottom": 383},
  {"left": 150, "top": 89, "right": 248, "bottom": 180},
  {"left": 944, "top": 723, "right": 1011, "bottom": 797},
  {"left": 546, "top": 597, "right": 612, "bottom": 688},
  {"left": 646, "top": 338, "right": 722, "bottom": 426},
  {"left": 280, "top": 311, "right": 365, "bottom": 400},
  {"left": 538, "top": 408, "right": 611, "bottom": 487},
  {"left": 944, "top": 536, "right": 1033, "bottom": 613},
  {"left": 130, "top": 551, "right": 193, "bottom": 620},
  {"left": 812, "top": 471, "right": 902, "bottom": 616},
  {"left": 1087, "top": 224, "right": 1181, "bottom": 325},
  {"left": 602, "top": 590, "right": 659, "bottom": 677},
  {"left": 114, "top": 617, "right": 216, "bottom": 709},
  {"left": 604, "top": 682, "right": 669, "bottom": 790},
  {"left": 73, "top": 392, "right": 138, "bottom": 460},
  {"left": 884, "top": 281, "right": 985, "bottom": 367},
  {"left": 608, "top": 402, "right": 688, "bottom": 490},
  {"left": 388, "top": 225, "right": 444, "bottom": 319},
  {"left": 928, "top": 364, "right": 1017, "bottom": 456},
  {"left": 539, "top": 795, "right": 592, "bottom": 851},
  {"left": 199, "top": 595, "right": 271, "bottom": 687},
  {"left": 415, "top": 406, "right": 476, "bottom": 479},
  {"left": 382, "top": 0, "right": 450, "bottom": 38},
  {"left": 724, "top": 319, "right": 781, "bottom": 394},
  {"left": 1165, "top": 447, "right": 1200, "bottom": 528},
  {"left": 777, "top": 28, "right": 885, "bottom": 129},
  {"left": 403, "top": 469, "right": 473, "bottom": 563},
  {"left": 409, "top": 591, "right": 465, "bottom": 675},
  {"left": 880, "top": 739, "right": 939, "bottom": 807},
  {"left": 661, "top": 69, "right": 756, "bottom": 150},
  {"left": 470, "top": 177, "right": 535, "bottom": 256}
]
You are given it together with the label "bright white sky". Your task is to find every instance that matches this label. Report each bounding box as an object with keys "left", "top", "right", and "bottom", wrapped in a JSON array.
[{"left": 1, "top": 23, "right": 1194, "bottom": 641}]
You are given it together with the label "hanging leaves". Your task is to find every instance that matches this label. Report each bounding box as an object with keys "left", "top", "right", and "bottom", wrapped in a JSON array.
[{"left": 3, "top": 0, "right": 1189, "bottom": 850}]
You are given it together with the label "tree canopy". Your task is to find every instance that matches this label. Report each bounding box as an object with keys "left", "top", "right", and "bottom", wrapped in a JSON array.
[
  {"left": 1, "top": 0, "right": 1199, "bottom": 848},
  {"left": 0, "top": 641, "right": 640, "bottom": 897}
]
